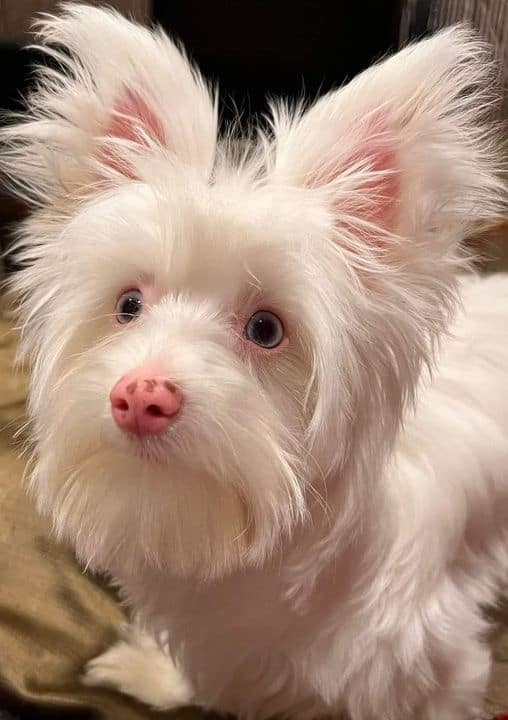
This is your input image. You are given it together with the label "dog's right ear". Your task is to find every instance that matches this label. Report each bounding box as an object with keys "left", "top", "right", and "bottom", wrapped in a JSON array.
[{"left": 0, "top": 4, "right": 217, "bottom": 207}]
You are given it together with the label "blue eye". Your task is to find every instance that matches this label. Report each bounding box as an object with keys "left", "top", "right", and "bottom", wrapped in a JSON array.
[
  {"left": 245, "top": 311, "right": 284, "bottom": 349},
  {"left": 115, "top": 289, "right": 143, "bottom": 324}
]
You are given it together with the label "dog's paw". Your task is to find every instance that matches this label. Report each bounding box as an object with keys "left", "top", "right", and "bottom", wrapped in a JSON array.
[{"left": 82, "top": 624, "right": 192, "bottom": 710}]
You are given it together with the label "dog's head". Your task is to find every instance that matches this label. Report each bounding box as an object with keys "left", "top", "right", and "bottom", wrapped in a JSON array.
[{"left": 2, "top": 5, "right": 503, "bottom": 579}]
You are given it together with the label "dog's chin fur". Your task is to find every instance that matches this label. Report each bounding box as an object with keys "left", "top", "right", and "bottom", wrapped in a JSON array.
[{"left": 2, "top": 5, "right": 508, "bottom": 719}]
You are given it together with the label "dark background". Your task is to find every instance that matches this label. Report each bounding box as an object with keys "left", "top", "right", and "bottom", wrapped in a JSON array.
[
  {"left": 0, "top": 1, "right": 405, "bottom": 120},
  {"left": 153, "top": 0, "right": 403, "bottom": 125}
]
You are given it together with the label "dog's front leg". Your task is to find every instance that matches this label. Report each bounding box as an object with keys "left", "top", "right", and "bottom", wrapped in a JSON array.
[{"left": 82, "top": 622, "right": 193, "bottom": 711}]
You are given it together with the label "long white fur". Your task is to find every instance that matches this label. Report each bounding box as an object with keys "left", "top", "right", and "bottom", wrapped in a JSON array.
[{"left": 2, "top": 4, "right": 508, "bottom": 719}]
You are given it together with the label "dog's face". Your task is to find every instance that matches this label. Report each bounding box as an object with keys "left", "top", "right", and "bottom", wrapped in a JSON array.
[
  {"left": 27, "top": 178, "right": 334, "bottom": 578},
  {"left": 3, "top": 6, "right": 501, "bottom": 579}
]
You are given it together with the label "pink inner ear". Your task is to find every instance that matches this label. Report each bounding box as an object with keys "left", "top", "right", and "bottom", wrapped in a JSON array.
[
  {"left": 101, "top": 87, "right": 166, "bottom": 179},
  {"left": 354, "top": 142, "right": 398, "bottom": 231},
  {"left": 309, "top": 111, "right": 399, "bottom": 232}
]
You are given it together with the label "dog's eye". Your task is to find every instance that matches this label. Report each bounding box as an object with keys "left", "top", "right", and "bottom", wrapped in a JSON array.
[
  {"left": 115, "top": 289, "right": 143, "bottom": 324},
  {"left": 245, "top": 311, "right": 284, "bottom": 349}
]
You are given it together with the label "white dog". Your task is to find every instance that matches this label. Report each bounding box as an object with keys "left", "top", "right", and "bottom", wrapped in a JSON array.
[{"left": 2, "top": 4, "right": 508, "bottom": 719}]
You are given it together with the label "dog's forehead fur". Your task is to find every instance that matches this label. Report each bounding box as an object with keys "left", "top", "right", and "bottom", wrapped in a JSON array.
[{"left": 65, "top": 174, "right": 336, "bottom": 319}]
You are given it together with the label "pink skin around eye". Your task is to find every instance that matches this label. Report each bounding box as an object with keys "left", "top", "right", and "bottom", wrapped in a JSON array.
[
  {"left": 114, "top": 282, "right": 162, "bottom": 326},
  {"left": 234, "top": 309, "right": 289, "bottom": 357}
]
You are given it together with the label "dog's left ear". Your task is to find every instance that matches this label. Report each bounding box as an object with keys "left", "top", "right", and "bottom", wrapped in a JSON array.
[
  {"left": 270, "top": 27, "right": 505, "bottom": 251},
  {"left": 1, "top": 4, "right": 217, "bottom": 205}
]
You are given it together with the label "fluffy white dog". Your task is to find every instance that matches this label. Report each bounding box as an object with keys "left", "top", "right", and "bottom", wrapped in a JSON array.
[{"left": 2, "top": 5, "right": 508, "bottom": 719}]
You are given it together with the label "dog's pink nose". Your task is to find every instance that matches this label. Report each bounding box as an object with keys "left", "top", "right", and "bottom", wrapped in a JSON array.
[{"left": 110, "top": 371, "right": 183, "bottom": 437}]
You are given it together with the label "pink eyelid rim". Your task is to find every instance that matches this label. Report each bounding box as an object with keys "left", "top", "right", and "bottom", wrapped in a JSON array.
[
  {"left": 114, "top": 285, "right": 144, "bottom": 325},
  {"left": 237, "top": 308, "right": 289, "bottom": 353}
]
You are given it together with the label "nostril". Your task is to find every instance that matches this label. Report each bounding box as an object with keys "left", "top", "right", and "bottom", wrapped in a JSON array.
[
  {"left": 111, "top": 372, "right": 182, "bottom": 436},
  {"left": 146, "top": 404, "right": 165, "bottom": 418},
  {"left": 112, "top": 397, "right": 129, "bottom": 412}
]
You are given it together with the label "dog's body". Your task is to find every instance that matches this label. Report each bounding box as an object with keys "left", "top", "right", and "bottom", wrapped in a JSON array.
[
  {"left": 2, "top": 5, "right": 507, "bottom": 719},
  {"left": 86, "top": 272, "right": 508, "bottom": 720}
]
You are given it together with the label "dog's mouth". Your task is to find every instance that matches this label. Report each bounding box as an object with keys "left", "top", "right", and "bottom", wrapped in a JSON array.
[
  {"left": 102, "top": 409, "right": 184, "bottom": 465},
  {"left": 127, "top": 434, "right": 172, "bottom": 464}
]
